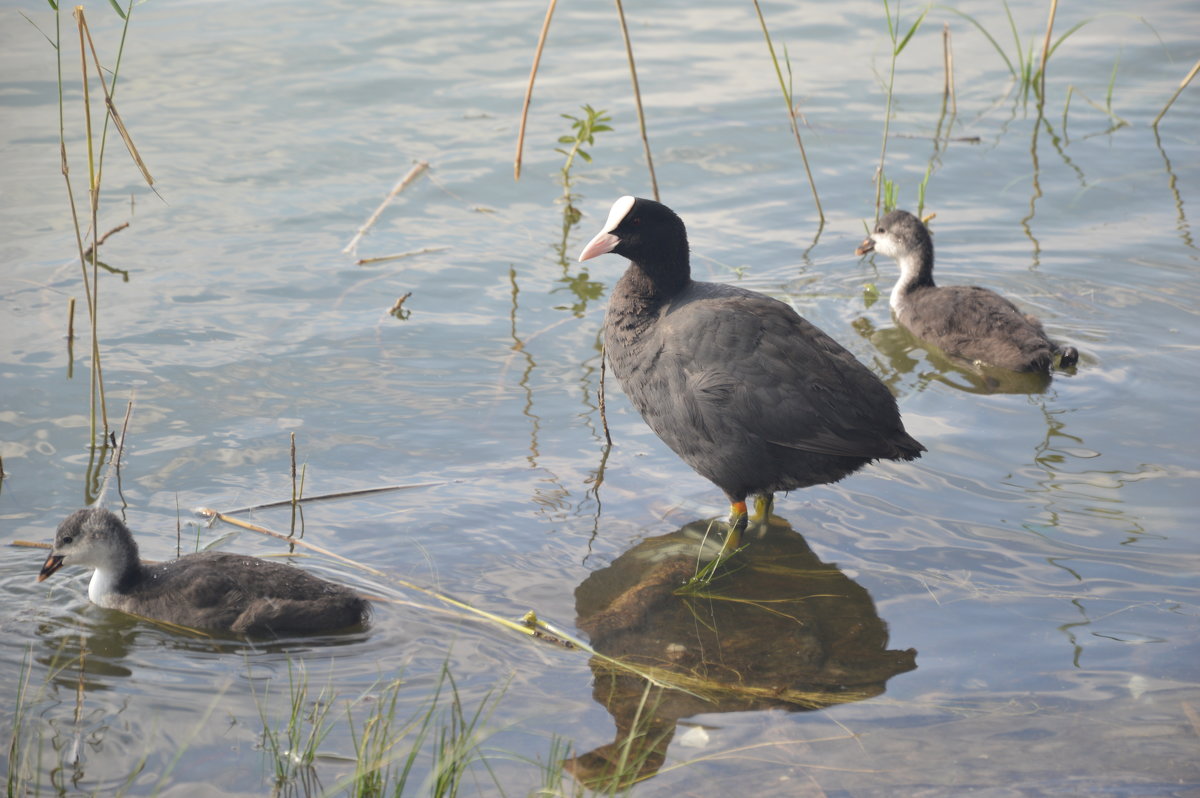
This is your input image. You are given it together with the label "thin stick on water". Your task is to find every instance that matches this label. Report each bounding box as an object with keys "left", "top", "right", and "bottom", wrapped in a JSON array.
[
  {"left": 342, "top": 160, "right": 430, "bottom": 254},
  {"left": 1152, "top": 57, "right": 1200, "bottom": 128},
  {"left": 751, "top": 0, "right": 824, "bottom": 224},
  {"left": 514, "top": 0, "right": 558, "bottom": 181},
  {"left": 81, "top": 221, "right": 130, "bottom": 261},
  {"left": 614, "top": 0, "right": 660, "bottom": 202},
  {"left": 356, "top": 245, "right": 448, "bottom": 266}
]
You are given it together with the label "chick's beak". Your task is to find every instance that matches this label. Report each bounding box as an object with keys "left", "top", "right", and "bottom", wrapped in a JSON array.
[
  {"left": 855, "top": 237, "right": 875, "bottom": 256},
  {"left": 37, "top": 553, "right": 64, "bottom": 582}
]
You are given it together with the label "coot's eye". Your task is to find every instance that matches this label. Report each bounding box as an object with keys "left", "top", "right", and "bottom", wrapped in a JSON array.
[
  {"left": 875, "top": 226, "right": 884, "bottom": 234},
  {"left": 62, "top": 536, "right": 73, "bottom": 545},
  {"left": 631, "top": 217, "right": 641, "bottom": 225}
]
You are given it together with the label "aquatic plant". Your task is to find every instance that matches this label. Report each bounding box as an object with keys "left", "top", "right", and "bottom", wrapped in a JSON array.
[
  {"left": 1153, "top": 57, "right": 1200, "bottom": 128},
  {"left": 946, "top": 0, "right": 1090, "bottom": 108},
  {"left": 514, "top": 1, "right": 658, "bottom": 200},
  {"left": 873, "top": 0, "right": 929, "bottom": 221},
  {"left": 22, "top": 1, "right": 154, "bottom": 491},
  {"left": 556, "top": 104, "right": 613, "bottom": 226},
  {"left": 751, "top": 0, "right": 825, "bottom": 228},
  {"left": 253, "top": 659, "right": 338, "bottom": 794}
]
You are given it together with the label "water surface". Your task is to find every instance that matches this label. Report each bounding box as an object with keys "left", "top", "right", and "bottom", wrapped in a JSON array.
[{"left": 2, "top": 0, "right": 1198, "bottom": 794}]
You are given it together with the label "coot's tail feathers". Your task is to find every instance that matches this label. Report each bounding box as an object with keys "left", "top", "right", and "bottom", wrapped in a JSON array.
[
  {"left": 1056, "top": 345, "right": 1079, "bottom": 370},
  {"left": 891, "top": 434, "right": 926, "bottom": 462}
]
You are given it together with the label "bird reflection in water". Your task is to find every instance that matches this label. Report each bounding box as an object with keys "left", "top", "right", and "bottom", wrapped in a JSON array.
[{"left": 566, "top": 514, "right": 917, "bottom": 788}]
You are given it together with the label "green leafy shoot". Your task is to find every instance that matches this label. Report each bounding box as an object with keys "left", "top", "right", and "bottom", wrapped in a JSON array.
[{"left": 556, "top": 104, "right": 612, "bottom": 224}]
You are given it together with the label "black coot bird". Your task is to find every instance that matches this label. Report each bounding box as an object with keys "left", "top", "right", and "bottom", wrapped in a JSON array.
[
  {"left": 579, "top": 196, "right": 925, "bottom": 554},
  {"left": 856, "top": 210, "right": 1078, "bottom": 373},
  {"left": 37, "top": 507, "right": 370, "bottom": 636}
]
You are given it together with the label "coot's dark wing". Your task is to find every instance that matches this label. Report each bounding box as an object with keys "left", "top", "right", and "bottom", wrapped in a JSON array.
[
  {"left": 132, "top": 553, "right": 366, "bottom": 634},
  {"left": 647, "top": 282, "right": 919, "bottom": 461},
  {"left": 119, "top": 554, "right": 249, "bottom": 629}
]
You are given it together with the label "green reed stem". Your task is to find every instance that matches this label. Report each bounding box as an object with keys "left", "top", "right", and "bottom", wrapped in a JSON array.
[{"left": 752, "top": 0, "right": 825, "bottom": 225}]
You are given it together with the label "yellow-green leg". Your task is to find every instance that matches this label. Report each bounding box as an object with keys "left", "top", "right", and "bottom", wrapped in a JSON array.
[
  {"left": 750, "top": 493, "right": 774, "bottom": 525},
  {"left": 719, "top": 500, "right": 749, "bottom": 558}
]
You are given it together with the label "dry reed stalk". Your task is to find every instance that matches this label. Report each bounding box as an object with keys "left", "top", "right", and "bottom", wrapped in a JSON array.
[
  {"left": 196, "top": 508, "right": 386, "bottom": 576},
  {"left": 215, "top": 482, "right": 448, "bottom": 516},
  {"left": 195, "top": 508, "right": 582, "bottom": 647},
  {"left": 614, "top": 0, "right": 659, "bottom": 202},
  {"left": 1152, "top": 57, "right": 1200, "bottom": 128},
  {"left": 342, "top": 160, "right": 430, "bottom": 253},
  {"left": 77, "top": 10, "right": 153, "bottom": 188},
  {"left": 73, "top": 7, "right": 109, "bottom": 442},
  {"left": 514, "top": 0, "right": 558, "bottom": 181},
  {"left": 10, "top": 540, "right": 51, "bottom": 550}
]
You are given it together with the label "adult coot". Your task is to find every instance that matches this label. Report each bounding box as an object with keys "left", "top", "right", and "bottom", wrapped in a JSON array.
[
  {"left": 579, "top": 196, "right": 925, "bottom": 554},
  {"left": 37, "top": 507, "right": 370, "bottom": 635},
  {"left": 856, "top": 210, "right": 1079, "bottom": 372}
]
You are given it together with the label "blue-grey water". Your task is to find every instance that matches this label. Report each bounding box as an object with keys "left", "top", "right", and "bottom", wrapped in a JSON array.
[{"left": 2, "top": 0, "right": 1198, "bottom": 794}]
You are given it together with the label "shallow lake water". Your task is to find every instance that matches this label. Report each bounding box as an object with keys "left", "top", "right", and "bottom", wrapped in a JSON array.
[{"left": 2, "top": 0, "right": 1198, "bottom": 794}]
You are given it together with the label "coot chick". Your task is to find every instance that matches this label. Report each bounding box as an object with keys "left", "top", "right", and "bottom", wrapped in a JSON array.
[
  {"left": 37, "top": 507, "right": 370, "bottom": 636},
  {"left": 856, "top": 210, "right": 1079, "bottom": 372},
  {"left": 579, "top": 196, "right": 925, "bottom": 554}
]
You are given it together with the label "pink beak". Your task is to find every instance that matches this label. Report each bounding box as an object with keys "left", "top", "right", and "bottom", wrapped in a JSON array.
[{"left": 578, "top": 231, "right": 620, "bottom": 262}]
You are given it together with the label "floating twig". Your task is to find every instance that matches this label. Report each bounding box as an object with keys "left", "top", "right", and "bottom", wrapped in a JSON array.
[
  {"left": 388, "top": 292, "right": 413, "bottom": 320},
  {"left": 356, "top": 245, "right": 448, "bottom": 266},
  {"left": 342, "top": 160, "right": 429, "bottom": 254},
  {"left": 514, "top": 0, "right": 558, "bottom": 181},
  {"left": 81, "top": 221, "right": 130, "bottom": 261}
]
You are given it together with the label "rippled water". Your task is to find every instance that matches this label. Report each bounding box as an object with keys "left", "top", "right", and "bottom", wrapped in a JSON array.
[{"left": 2, "top": 0, "right": 1198, "bottom": 794}]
